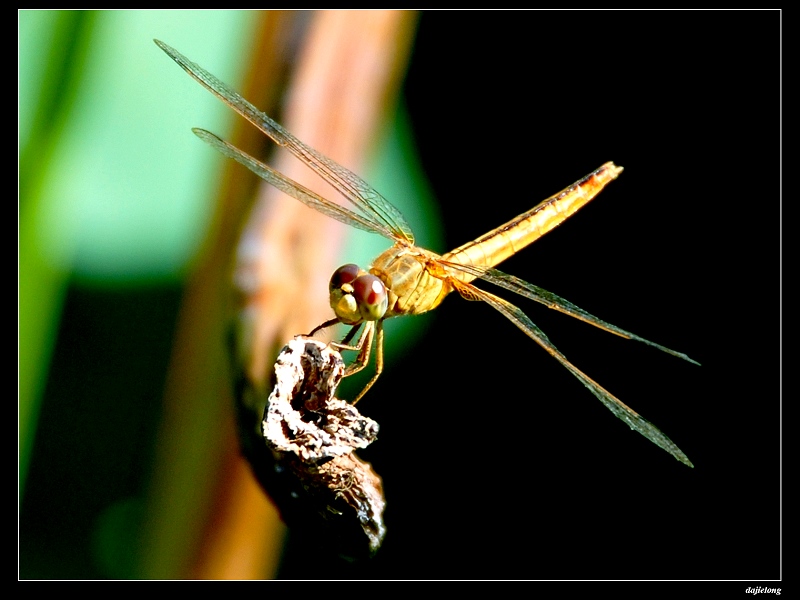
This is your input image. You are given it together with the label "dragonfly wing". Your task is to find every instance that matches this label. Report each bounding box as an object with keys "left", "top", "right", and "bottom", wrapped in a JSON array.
[
  {"left": 451, "top": 280, "right": 694, "bottom": 467},
  {"left": 155, "top": 39, "right": 415, "bottom": 244},
  {"left": 442, "top": 261, "right": 699, "bottom": 366},
  {"left": 194, "top": 128, "right": 393, "bottom": 237}
]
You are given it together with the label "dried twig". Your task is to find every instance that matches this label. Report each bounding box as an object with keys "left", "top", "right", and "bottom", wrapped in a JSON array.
[{"left": 248, "top": 337, "right": 386, "bottom": 560}]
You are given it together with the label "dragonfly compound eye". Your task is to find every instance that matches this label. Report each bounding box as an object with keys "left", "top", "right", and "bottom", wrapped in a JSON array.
[
  {"left": 353, "top": 275, "right": 388, "bottom": 321},
  {"left": 330, "top": 264, "right": 361, "bottom": 291},
  {"left": 329, "top": 264, "right": 387, "bottom": 324}
]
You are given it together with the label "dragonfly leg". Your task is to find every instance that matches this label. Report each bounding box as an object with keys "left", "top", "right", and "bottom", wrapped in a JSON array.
[
  {"left": 330, "top": 321, "right": 374, "bottom": 376},
  {"left": 351, "top": 321, "right": 384, "bottom": 405},
  {"left": 339, "top": 322, "right": 365, "bottom": 348},
  {"left": 306, "top": 317, "right": 340, "bottom": 337},
  {"left": 306, "top": 321, "right": 381, "bottom": 404},
  {"left": 329, "top": 322, "right": 366, "bottom": 355}
]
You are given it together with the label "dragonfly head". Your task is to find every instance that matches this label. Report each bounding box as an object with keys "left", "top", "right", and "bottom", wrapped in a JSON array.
[{"left": 329, "top": 264, "right": 388, "bottom": 325}]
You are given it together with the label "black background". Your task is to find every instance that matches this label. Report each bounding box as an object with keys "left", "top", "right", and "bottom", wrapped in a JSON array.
[{"left": 279, "top": 10, "right": 780, "bottom": 580}]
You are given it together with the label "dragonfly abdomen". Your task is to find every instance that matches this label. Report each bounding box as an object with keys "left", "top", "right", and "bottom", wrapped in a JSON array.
[{"left": 442, "top": 162, "right": 623, "bottom": 281}]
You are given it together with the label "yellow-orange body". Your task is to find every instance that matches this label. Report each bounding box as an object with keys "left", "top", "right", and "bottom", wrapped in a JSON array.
[{"left": 371, "top": 162, "right": 623, "bottom": 318}]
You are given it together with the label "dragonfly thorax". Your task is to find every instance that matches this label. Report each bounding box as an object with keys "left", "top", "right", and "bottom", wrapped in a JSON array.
[
  {"left": 370, "top": 246, "right": 452, "bottom": 318},
  {"left": 329, "top": 264, "right": 389, "bottom": 325}
]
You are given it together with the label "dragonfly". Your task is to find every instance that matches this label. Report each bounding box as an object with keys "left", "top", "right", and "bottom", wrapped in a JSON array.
[{"left": 156, "top": 40, "right": 699, "bottom": 467}]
